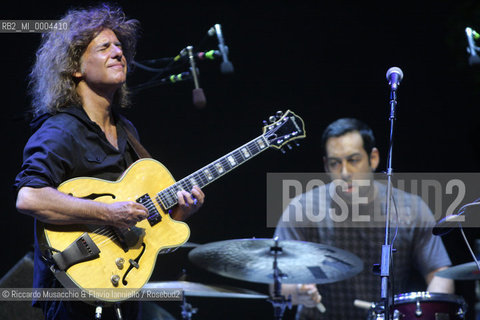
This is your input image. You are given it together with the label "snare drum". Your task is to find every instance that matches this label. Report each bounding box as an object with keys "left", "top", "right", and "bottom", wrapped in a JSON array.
[{"left": 368, "top": 292, "right": 467, "bottom": 320}]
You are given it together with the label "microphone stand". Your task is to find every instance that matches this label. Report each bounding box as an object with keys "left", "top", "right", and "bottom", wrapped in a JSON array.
[{"left": 379, "top": 86, "right": 399, "bottom": 320}]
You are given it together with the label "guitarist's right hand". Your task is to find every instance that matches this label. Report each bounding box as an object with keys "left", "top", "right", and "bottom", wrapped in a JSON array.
[
  {"left": 106, "top": 201, "right": 149, "bottom": 228},
  {"left": 16, "top": 187, "right": 149, "bottom": 228}
]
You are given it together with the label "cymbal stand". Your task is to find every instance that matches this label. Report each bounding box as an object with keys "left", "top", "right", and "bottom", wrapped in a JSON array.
[
  {"left": 93, "top": 302, "right": 123, "bottom": 320},
  {"left": 95, "top": 305, "right": 103, "bottom": 319},
  {"left": 267, "top": 238, "right": 292, "bottom": 320},
  {"left": 113, "top": 303, "right": 123, "bottom": 320},
  {"left": 180, "top": 295, "right": 197, "bottom": 320},
  {"left": 473, "top": 240, "right": 480, "bottom": 320}
]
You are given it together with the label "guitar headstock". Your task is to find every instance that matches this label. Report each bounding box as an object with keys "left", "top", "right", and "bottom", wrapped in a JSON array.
[{"left": 262, "top": 110, "right": 306, "bottom": 150}]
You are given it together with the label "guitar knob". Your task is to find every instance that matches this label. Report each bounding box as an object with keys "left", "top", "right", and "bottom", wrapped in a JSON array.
[
  {"left": 268, "top": 116, "right": 276, "bottom": 123},
  {"left": 115, "top": 257, "right": 125, "bottom": 270},
  {"left": 111, "top": 275, "right": 120, "bottom": 287}
]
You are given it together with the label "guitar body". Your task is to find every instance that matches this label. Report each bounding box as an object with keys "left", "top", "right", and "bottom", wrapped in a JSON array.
[{"left": 38, "top": 158, "right": 190, "bottom": 301}]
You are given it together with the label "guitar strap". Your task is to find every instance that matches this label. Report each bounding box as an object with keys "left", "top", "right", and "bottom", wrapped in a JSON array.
[{"left": 122, "top": 123, "right": 152, "bottom": 159}]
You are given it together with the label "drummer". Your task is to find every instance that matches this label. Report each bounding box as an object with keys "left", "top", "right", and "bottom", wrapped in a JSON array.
[{"left": 273, "top": 118, "right": 454, "bottom": 319}]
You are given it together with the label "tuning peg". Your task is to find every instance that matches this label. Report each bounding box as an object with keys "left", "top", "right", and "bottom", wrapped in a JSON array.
[
  {"left": 262, "top": 120, "right": 268, "bottom": 126},
  {"left": 280, "top": 148, "right": 286, "bottom": 154},
  {"left": 286, "top": 143, "right": 293, "bottom": 150},
  {"left": 275, "top": 111, "right": 283, "bottom": 119},
  {"left": 294, "top": 141, "right": 300, "bottom": 147},
  {"left": 268, "top": 116, "right": 276, "bottom": 123}
]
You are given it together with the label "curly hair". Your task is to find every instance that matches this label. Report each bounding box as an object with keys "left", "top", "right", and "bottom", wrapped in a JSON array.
[{"left": 28, "top": 3, "right": 140, "bottom": 116}]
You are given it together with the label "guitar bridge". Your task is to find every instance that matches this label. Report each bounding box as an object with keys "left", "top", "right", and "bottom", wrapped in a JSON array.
[{"left": 52, "top": 233, "right": 100, "bottom": 271}]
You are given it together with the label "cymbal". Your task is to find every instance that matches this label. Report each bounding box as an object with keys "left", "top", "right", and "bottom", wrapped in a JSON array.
[
  {"left": 188, "top": 238, "right": 363, "bottom": 284},
  {"left": 143, "top": 281, "right": 268, "bottom": 299},
  {"left": 436, "top": 261, "right": 480, "bottom": 280}
]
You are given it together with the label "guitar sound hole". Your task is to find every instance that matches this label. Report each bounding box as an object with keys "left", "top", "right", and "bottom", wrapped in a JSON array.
[
  {"left": 122, "top": 242, "right": 146, "bottom": 286},
  {"left": 80, "top": 193, "right": 116, "bottom": 200}
]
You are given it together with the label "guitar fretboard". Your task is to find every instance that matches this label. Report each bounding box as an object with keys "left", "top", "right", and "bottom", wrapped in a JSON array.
[{"left": 156, "top": 135, "right": 270, "bottom": 210}]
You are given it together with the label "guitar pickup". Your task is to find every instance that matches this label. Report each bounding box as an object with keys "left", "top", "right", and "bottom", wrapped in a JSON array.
[
  {"left": 137, "top": 194, "right": 162, "bottom": 226},
  {"left": 52, "top": 233, "right": 100, "bottom": 271}
]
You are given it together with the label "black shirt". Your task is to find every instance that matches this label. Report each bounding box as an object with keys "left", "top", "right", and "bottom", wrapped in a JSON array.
[
  {"left": 15, "top": 105, "right": 139, "bottom": 190},
  {"left": 14, "top": 105, "right": 141, "bottom": 318}
]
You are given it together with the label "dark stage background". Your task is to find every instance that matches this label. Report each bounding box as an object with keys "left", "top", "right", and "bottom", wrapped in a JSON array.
[{"left": 2, "top": 1, "right": 480, "bottom": 319}]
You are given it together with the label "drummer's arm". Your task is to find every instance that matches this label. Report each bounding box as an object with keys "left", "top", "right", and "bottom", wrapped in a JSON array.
[
  {"left": 269, "top": 283, "right": 322, "bottom": 307},
  {"left": 426, "top": 267, "right": 454, "bottom": 293}
]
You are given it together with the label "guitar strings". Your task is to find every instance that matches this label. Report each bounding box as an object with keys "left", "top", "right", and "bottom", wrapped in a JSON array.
[
  {"left": 90, "top": 227, "right": 116, "bottom": 241},
  {"left": 155, "top": 135, "right": 269, "bottom": 212},
  {"left": 158, "top": 137, "right": 264, "bottom": 208}
]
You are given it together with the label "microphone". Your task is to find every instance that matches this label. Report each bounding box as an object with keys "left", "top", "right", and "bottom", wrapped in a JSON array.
[
  {"left": 186, "top": 46, "right": 206, "bottom": 108},
  {"left": 465, "top": 27, "right": 480, "bottom": 66},
  {"left": 197, "top": 50, "right": 222, "bottom": 61},
  {"left": 174, "top": 50, "right": 222, "bottom": 62},
  {"left": 468, "top": 27, "right": 480, "bottom": 40},
  {"left": 209, "top": 24, "right": 234, "bottom": 74},
  {"left": 159, "top": 71, "right": 192, "bottom": 84},
  {"left": 386, "top": 67, "right": 403, "bottom": 91},
  {"left": 468, "top": 54, "right": 480, "bottom": 66}
]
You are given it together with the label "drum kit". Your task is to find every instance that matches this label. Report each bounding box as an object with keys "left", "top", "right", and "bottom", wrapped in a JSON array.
[
  {"left": 365, "top": 292, "right": 467, "bottom": 320},
  {"left": 365, "top": 258, "right": 480, "bottom": 320},
  {"left": 147, "top": 238, "right": 478, "bottom": 320}
]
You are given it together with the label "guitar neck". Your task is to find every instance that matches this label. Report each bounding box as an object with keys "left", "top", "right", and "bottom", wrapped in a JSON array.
[{"left": 156, "top": 135, "right": 271, "bottom": 210}]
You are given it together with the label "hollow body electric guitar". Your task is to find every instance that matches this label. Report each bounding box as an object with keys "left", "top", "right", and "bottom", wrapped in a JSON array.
[{"left": 38, "top": 110, "right": 305, "bottom": 302}]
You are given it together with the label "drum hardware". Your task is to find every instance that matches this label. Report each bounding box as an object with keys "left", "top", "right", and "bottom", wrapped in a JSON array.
[
  {"left": 266, "top": 238, "right": 292, "bottom": 320},
  {"left": 367, "top": 292, "right": 467, "bottom": 320},
  {"left": 92, "top": 302, "right": 124, "bottom": 320},
  {"left": 435, "top": 240, "right": 480, "bottom": 320},
  {"left": 95, "top": 305, "right": 102, "bottom": 320},
  {"left": 433, "top": 185, "right": 480, "bottom": 320},
  {"left": 188, "top": 237, "right": 363, "bottom": 319},
  {"left": 433, "top": 200, "right": 480, "bottom": 276},
  {"left": 415, "top": 299, "right": 422, "bottom": 317},
  {"left": 180, "top": 295, "right": 197, "bottom": 320},
  {"left": 113, "top": 303, "right": 123, "bottom": 320},
  {"left": 366, "top": 302, "right": 401, "bottom": 320},
  {"left": 476, "top": 239, "right": 480, "bottom": 320}
]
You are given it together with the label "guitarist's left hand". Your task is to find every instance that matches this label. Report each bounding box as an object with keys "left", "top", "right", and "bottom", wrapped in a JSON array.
[{"left": 170, "top": 186, "right": 205, "bottom": 221}]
